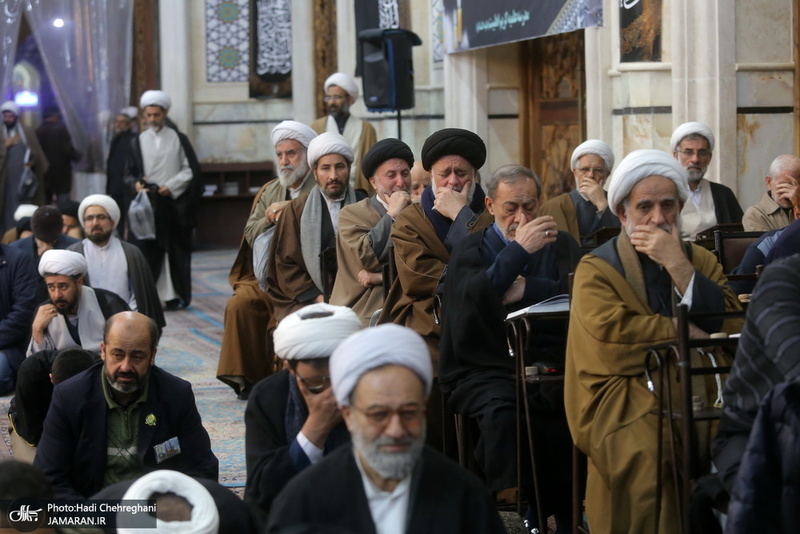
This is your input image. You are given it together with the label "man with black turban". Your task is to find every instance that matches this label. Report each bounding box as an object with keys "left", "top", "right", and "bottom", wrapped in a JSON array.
[{"left": 330, "top": 138, "right": 414, "bottom": 326}]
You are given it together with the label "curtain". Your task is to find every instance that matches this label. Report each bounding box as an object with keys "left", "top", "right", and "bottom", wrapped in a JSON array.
[
  {"left": 0, "top": 0, "right": 24, "bottom": 99},
  {"left": 25, "top": 0, "right": 133, "bottom": 196}
]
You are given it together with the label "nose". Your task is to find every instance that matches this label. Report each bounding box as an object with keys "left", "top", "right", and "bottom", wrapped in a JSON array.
[
  {"left": 383, "top": 412, "right": 406, "bottom": 439},
  {"left": 118, "top": 356, "right": 133, "bottom": 373},
  {"left": 649, "top": 205, "right": 667, "bottom": 226},
  {"left": 278, "top": 153, "right": 290, "bottom": 166}
]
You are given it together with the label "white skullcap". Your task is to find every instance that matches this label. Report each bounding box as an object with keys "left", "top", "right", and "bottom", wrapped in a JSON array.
[
  {"left": 330, "top": 324, "right": 433, "bottom": 406},
  {"left": 571, "top": 140, "right": 615, "bottom": 172},
  {"left": 670, "top": 121, "right": 715, "bottom": 153},
  {"left": 139, "top": 90, "right": 172, "bottom": 111},
  {"left": 271, "top": 120, "right": 318, "bottom": 150},
  {"left": 78, "top": 194, "right": 121, "bottom": 228},
  {"left": 324, "top": 72, "right": 359, "bottom": 100},
  {"left": 120, "top": 106, "right": 139, "bottom": 119},
  {"left": 273, "top": 303, "right": 361, "bottom": 361},
  {"left": 306, "top": 132, "right": 354, "bottom": 168},
  {"left": 13, "top": 204, "right": 38, "bottom": 221},
  {"left": 607, "top": 149, "right": 689, "bottom": 215},
  {"left": 1, "top": 100, "right": 19, "bottom": 115},
  {"left": 38, "top": 249, "right": 88, "bottom": 278},
  {"left": 118, "top": 470, "right": 219, "bottom": 534}
]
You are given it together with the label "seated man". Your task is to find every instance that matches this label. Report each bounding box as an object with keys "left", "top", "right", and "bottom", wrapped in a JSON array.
[
  {"left": 34, "top": 311, "right": 219, "bottom": 499},
  {"left": 440, "top": 164, "right": 582, "bottom": 532},
  {"left": 245, "top": 303, "right": 361, "bottom": 516},
  {"left": 541, "top": 139, "right": 620, "bottom": 246},
  {"left": 267, "top": 324, "right": 506, "bottom": 534},
  {"left": 217, "top": 120, "right": 317, "bottom": 399},
  {"left": 379, "top": 128, "right": 493, "bottom": 364},
  {"left": 0, "top": 243, "right": 37, "bottom": 395},
  {"left": 266, "top": 132, "right": 365, "bottom": 322},
  {"left": 330, "top": 138, "right": 414, "bottom": 326},
  {"left": 410, "top": 160, "right": 431, "bottom": 202},
  {"left": 565, "top": 150, "right": 741, "bottom": 533},
  {"left": 29, "top": 249, "right": 129, "bottom": 355},
  {"left": 69, "top": 194, "right": 165, "bottom": 330},
  {"left": 58, "top": 198, "right": 83, "bottom": 239},
  {"left": 671, "top": 121, "right": 743, "bottom": 239},
  {"left": 742, "top": 154, "right": 800, "bottom": 231}
]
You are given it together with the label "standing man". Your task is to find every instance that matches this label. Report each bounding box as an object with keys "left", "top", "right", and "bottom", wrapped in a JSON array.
[
  {"left": 311, "top": 72, "right": 377, "bottom": 195},
  {"left": 106, "top": 106, "right": 139, "bottom": 236},
  {"left": 742, "top": 154, "right": 800, "bottom": 231},
  {"left": 36, "top": 105, "right": 79, "bottom": 204},
  {"left": 126, "top": 90, "right": 200, "bottom": 309},
  {"left": 564, "top": 150, "right": 741, "bottom": 533},
  {"left": 541, "top": 139, "right": 620, "bottom": 246},
  {"left": 217, "top": 120, "right": 317, "bottom": 399},
  {"left": 671, "top": 121, "right": 743, "bottom": 239},
  {"left": 68, "top": 194, "right": 165, "bottom": 330},
  {"left": 0, "top": 101, "right": 48, "bottom": 233},
  {"left": 265, "top": 132, "right": 365, "bottom": 323},
  {"left": 0, "top": 243, "right": 38, "bottom": 395},
  {"left": 267, "top": 324, "right": 506, "bottom": 534},
  {"left": 330, "top": 138, "right": 414, "bottom": 326}
]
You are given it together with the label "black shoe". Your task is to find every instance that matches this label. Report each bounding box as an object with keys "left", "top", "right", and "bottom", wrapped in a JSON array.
[
  {"left": 237, "top": 384, "right": 252, "bottom": 401},
  {"left": 164, "top": 299, "right": 181, "bottom": 311}
]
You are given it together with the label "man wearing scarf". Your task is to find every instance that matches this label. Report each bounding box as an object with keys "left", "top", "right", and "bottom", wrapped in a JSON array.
[
  {"left": 216, "top": 121, "right": 317, "bottom": 400},
  {"left": 378, "top": 128, "right": 493, "bottom": 366},
  {"left": 541, "top": 139, "right": 620, "bottom": 246},
  {"left": 244, "top": 303, "right": 360, "bottom": 518},
  {"left": 330, "top": 138, "right": 414, "bottom": 326},
  {"left": 564, "top": 150, "right": 741, "bottom": 533},
  {"left": 265, "top": 132, "right": 366, "bottom": 323},
  {"left": 0, "top": 101, "right": 49, "bottom": 234}
]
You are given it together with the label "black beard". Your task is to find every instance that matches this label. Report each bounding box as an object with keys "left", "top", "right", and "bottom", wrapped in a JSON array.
[{"left": 87, "top": 229, "right": 113, "bottom": 245}]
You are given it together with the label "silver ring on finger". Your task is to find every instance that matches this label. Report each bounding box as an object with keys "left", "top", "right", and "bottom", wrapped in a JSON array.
[{"left": 545, "top": 230, "right": 551, "bottom": 237}]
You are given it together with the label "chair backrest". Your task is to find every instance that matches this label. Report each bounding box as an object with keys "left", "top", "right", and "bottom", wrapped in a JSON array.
[{"left": 713, "top": 230, "right": 764, "bottom": 274}]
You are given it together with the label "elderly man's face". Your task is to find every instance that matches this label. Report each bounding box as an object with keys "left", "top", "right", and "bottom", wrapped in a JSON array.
[
  {"left": 275, "top": 139, "right": 309, "bottom": 189},
  {"left": 101, "top": 314, "right": 156, "bottom": 397},
  {"left": 486, "top": 178, "right": 540, "bottom": 241},
  {"left": 618, "top": 175, "right": 681, "bottom": 236},
  {"left": 431, "top": 155, "right": 475, "bottom": 195},
  {"left": 674, "top": 137, "right": 712, "bottom": 183},
  {"left": 84, "top": 205, "right": 114, "bottom": 245},
  {"left": 314, "top": 154, "right": 350, "bottom": 199},
  {"left": 573, "top": 154, "right": 609, "bottom": 186},
  {"left": 410, "top": 161, "right": 430, "bottom": 201},
  {"left": 45, "top": 275, "right": 82, "bottom": 315},
  {"left": 766, "top": 169, "right": 800, "bottom": 209},
  {"left": 325, "top": 85, "right": 352, "bottom": 119},
  {"left": 3, "top": 110, "right": 17, "bottom": 127},
  {"left": 142, "top": 105, "right": 166, "bottom": 131},
  {"left": 343, "top": 365, "right": 426, "bottom": 481},
  {"left": 370, "top": 158, "right": 411, "bottom": 205}
]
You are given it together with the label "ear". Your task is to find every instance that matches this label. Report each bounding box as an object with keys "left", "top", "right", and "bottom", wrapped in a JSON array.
[
  {"left": 484, "top": 195, "right": 495, "bottom": 216},
  {"left": 76, "top": 277, "right": 84, "bottom": 290},
  {"left": 49, "top": 373, "right": 54, "bottom": 384},
  {"left": 369, "top": 176, "right": 377, "bottom": 189},
  {"left": 100, "top": 341, "right": 107, "bottom": 362},
  {"left": 340, "top": 405, "right": 355, "bottom": 432},
  {"left": 150, "top": 347, "right": 157, "bottom": 366},
  {"left": 348, "top": 95, "right": 356, "bottom": 106},
  {"left": 765, "top": 175, "right": 773, "bottom": 187},
  {"left": 616, "top": 204, "right": 628, "bottom": 225}
]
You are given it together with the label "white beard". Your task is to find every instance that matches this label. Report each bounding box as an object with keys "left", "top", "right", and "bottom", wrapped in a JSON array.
[
  {"left": 278, "top": 160, "right": 310, "bottom": 188},
  {"left": 351, "top": 420, "right": 426, "bottom": 480}
]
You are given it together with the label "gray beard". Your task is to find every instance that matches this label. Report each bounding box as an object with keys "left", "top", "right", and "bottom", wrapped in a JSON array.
[
  {"left": 686, "top": 168, "right": 705, "bottom": 183},
  {"left": 351, "top": 420, "right": 426, "bottom": 480},
  {"left": 278, "top": 162, "right": 309, "bottom": 188}
]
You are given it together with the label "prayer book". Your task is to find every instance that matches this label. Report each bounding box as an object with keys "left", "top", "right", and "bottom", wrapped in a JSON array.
[{"left": 506, "top": 293, "right": 570, "bottom": 320}]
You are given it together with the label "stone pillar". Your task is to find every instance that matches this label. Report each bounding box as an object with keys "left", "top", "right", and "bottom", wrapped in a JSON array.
[
  {"left": 443, "top": 48, "right": 489, "bottom": 142},
  {"left": 159, "top": 0, "right": 193, "bottom": 139},
  {"left": 292, "top": 0, "right": 316, "bottom": 125},
  {"left": 584, "top": 24, "right": 614, "bottom": 147}
]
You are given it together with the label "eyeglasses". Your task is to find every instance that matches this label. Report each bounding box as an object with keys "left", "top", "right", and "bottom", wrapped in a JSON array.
[
  {"left": 576, "top": 167, "right": 607, "bottom": 175},
  {"left": 324, "top": 95, "right": 346, "bottom": 102},
  {"left": 350, "top": 405, "right": 425, "bottom": 426},
  {"left": 84, "top": 214, "right": 111, "bottom": 222},
  {"left": 295, "top": 372, "right": 331, "bottom": 393},
  {"left": 676, "top": 149, "right": 711, "bottom": 159}
]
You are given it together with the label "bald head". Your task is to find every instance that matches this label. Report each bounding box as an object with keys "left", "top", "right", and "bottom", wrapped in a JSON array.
[
  {"left": 104, "top": 311, "right": 160, "bottom": 352},
  {"left": 766, "top": 154, "right": 800, "bottom": 209},
  {"left": 410, "top": 161, "right": 431, "bottom": 201}
]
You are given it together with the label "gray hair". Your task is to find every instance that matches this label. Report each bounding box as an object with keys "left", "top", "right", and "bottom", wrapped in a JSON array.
[
  {"left": 768, "top": 154, "right": 800, "bottom": 179},
  {"left": 485, "top": 165, "right": 542, "bottom": 200}
]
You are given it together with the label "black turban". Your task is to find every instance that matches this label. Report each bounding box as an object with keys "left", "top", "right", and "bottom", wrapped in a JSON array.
[
  {"left": 420, "top": 128, "right": 486, "bottom": 171},
  {"left": 361, "top": 138, "right": 415, "bottom": 179},
  {"left": 57, "top": 198, "right": 80, "bottom": 219}
]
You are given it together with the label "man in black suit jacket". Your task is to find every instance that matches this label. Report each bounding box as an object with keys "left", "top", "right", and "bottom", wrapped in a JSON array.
[{"left": 34, "top": 311, "right": 218, "bottom": 499}]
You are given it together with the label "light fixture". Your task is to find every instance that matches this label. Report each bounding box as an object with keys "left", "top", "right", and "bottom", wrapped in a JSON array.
[
  {"left": 53, "top": 18, "right": 64, "bottom": 28},
  {"left": 14, "top": 90, "right": 39, "bottom": 107}
]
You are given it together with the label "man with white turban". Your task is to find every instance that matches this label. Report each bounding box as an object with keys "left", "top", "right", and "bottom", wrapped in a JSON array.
[
  {"left": 564, "top": 149, "right": 742, "bottom": 533},
  {"left": 671, "top": 121, "right": 743, "bottom": 239},
  {"left": 68, "top": 194, "right": 164, "bottom": 330},
  {"left": 1, "top": 100, "right": 49, "bottom": 234},
  {"left": 311, "top": 72, "right": 377, "bottom": 194},
  {"left": 126, "top": 89, "right": 201, "bottom": 309},
  {"left": 265, "top": 132, "right": 367, "bottom": 323},
  {"left": 28, "top": 249, "right": 129, "bottom": 355},
  {"left": 216, "top": 120, "right": 318, "bottom": 399},
  {"left": 267, "top": 324, "right": 506, "bottom": 534},
  {"left": 541, "top": 139, "right": 620, "bottom": 246},
  {"left": 244, "top": 303, "right": 360, "bottom": 517}
]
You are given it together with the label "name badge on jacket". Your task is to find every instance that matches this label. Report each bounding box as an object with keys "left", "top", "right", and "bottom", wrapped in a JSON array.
[{"left": 154, "top": 436, "right": 181, "bottom": 464}]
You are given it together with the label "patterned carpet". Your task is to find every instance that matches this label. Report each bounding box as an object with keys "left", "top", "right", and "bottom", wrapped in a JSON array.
[{"left": 0, "top": 249, "right": 247, "bottom": 490}]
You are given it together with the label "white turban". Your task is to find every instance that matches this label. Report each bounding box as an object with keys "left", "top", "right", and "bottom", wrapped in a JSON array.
[
  {"left": 324, "top": 72, "right": 359, "bottom": 100},
  {"left": 120, "top": 106, "right": 139, "bottom": 120},
  {"left": 330, "top": 324, "right": 433, "bottom": 406},
  {"left": 273, "top": 303, "right": 361, "bottom": 361},
  {"left": 670, "top": 121, "right": 715, "bottom": 153},
  {"left": 307, "top": 132, "right": 354, "bottom": 168},
  {"left": 78, "top": 194, "right": 121, "bottom": 228},
  {"left": 571, "top": 140, "right": 615, "bottom": 172},
  {"left": 38, "top": 249, "right": 88, "bottom": 278},
  {"left": 271, "top": 120, "right": 317, "bottom": 150},
  {"left": 140, "top": 90, "right": 172, "bottom": 111},
  {"left": 0, "top": 100, "right": 19, "bottom": 115},
  {"left": 13, "top": 204, "right": 38, "bottom": 221},
  {"left": 607, "top": 149, "right": 689, "bottom": 215},
  {"left": 118, "top": 470, "right": 219, "bottom": 534}
]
